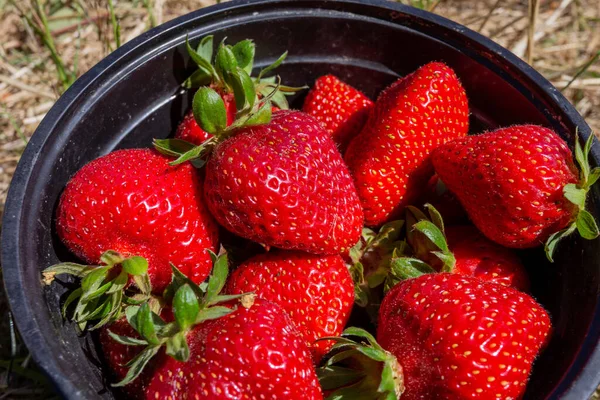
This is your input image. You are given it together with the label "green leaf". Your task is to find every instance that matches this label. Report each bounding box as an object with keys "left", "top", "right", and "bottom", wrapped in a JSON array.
[
  {"left": 192, "top": 87, "right": 227, "bottom": 134},
  {"left": 80, "top": 266, "right": 110, "bottom": 292},
  {"left": 133, "top": 273, "right": 152, "bottom": 296},
  {"left": 205, "top": 252, "right": 229, "bottom": 305},
  {"left": 424, "top": 203, "right": 445, "bottom": 233},
  {"left": 125, "top": 305, "right": 141, "bottom": 332},
  {"left": 181, "top": 68, "right": 213, "bottom": 89},
  {"left": 575, "top": 135, "right": 590, "bottom": 183},
  {"left": 257, "top": 51, "right": 287, "bottom": 81},
  {"left": 390, "top": 257, "right": 436, "bottom": 280},
  {"left": 576, "top": 209, "right": 600, "bottom": 239},
  {"left": 587, "top": 168, "right": 600, "bottom": 188},
  {"left": 168, "top": 141, "right": 213, "bottom": 166},
  {"left": 406, "top": 205, "right": 427, "bottom": 222},
  {"left": 342, "top": 327, "right": 381, "bottom": 349},
  {"left": 318, "top": 366, "right": 365, "bottom": 390},
  {"left": 166, "top": 331, "right": 190, "bottom": 362},
  {"left": 544, "top": 224, "right": 577, "bottom": 262},
  {"left": 563, "top": 183, "right": 586, "bottom": 209},
  {"left": 243, "top": 102, "right": 272, "bottom": 127},
  {"left": 106, "top": 270, "right": 128, "bottom": 294},
  {"left": 108, "top": 331, "right": 148, "bottom": 346},
  {"left": 215, "top": 44, "right": 238, "bottom": 86},
  {"left": 153, "top": 138, "right": 196, "bottom": 157},
  {"left": 42, "top": 262, "right": 93, "bottom": 278},
  {"left": 122, "top": 256, "right": 148, "bottom": 276},
  {"left": 185, "top": 36, "right": 216, "bottom": 81},
  {"left": 173, "top": 284, "right": 200, "bottom": 331},
  {"left": 100, "top": 250, "right": 124, "bottom": 266},
  {"left": 136, "top": 303, "right": 159, "bottom": 345},
  {"left": 196, "top": 35, "right": 213, "bottom": 62},
  {"left": 61, "top": 287, "right": 82, "bottom": 318},
  {"left": 195, "top": 306, "right": 233, "bottom": 324},
  {"left": 412, "top": 221, "right": 449, "bottom": 253},
  {"left": 112, "top": 345, "right": 161, "bottom": 387},
  {"left": 349, "top": 262, "right": 365, "bottom": 284},
  {"left": 354, "top": 285, "right": 369, "bottom": 308},
  {"left": 231, "top": 39, "right": 255, "bottom": 74},
  {"left": 269, "top": 90, "right": 289, "bottom": 110},
  {"left": 229, "top": 67, "right": 256, "bottom": 111},
  {"left": 210, "top": 293, "right": 246, "bottom": 304}
]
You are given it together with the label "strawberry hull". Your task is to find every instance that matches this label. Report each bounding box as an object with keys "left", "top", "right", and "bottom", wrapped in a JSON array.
[{"left": 3, "top": 1, "right": 600, "bottom": 400}]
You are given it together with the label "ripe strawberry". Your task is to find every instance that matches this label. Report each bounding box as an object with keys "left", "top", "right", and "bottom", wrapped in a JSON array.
[
  {"left": 226, "top": 250, "right": 354, "bottom": 362},
  {"left": 56, "top": 149, "right": 219, "bottom": 294},
  {"left": 203, "top": 110, "right": 364, "bottom": 255},
  {"left": 302, "top": 75, "right": 374, "bottom": 151},
  {"left": 344, "top": 62, "right": 469, "bottom": 227},
  {"left": 108, "top": 301, "right": 322, "bottom": 399},
  {"left": 432, "top": 125, "right": 599, "bottom": 259},
  {"left": 175, "top": 93, "right": 236, "bottom": 145},
  {"left": 377, "top": 273, "right": 551, "bottom": 400},
  {"left": 405, "top": 205, "right": 529, "bottom": 291}
]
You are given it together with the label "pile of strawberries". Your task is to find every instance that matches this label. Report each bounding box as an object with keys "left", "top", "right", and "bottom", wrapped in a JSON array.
[{"left": 43, "top": 35, "right": 599, "bottom": 400}]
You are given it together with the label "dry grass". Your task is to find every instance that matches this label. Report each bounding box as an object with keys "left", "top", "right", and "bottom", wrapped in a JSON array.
[{"left": 0, "top": 0, "right": 598, "bottom": 398}]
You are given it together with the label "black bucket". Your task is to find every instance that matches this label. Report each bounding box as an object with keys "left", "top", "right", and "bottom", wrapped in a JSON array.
[{"left": 3, "top": 0, "right": 600, "bottom": 399}]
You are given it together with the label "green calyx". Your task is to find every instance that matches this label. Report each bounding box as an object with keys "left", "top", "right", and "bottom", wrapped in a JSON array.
[
  {"left": 545, "top": 133, "right": 600, "bottom": 262},
  {"left": 317, "top": 327, "right": 404, "bottom": 400},
  {"left": 154, "top": 35, "right": 306, "bottom": 167},
  {"left": 42, "top": 251, "right": 151, "bottom": 332},
  {"left": 110, "top": 248, "right": 248, "bottom": 387},
  {"left": 405, "top": 204, "right": 456, "bottom": 273}
]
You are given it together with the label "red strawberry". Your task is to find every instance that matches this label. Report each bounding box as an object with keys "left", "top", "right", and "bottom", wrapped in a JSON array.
[
  {"left": 226, "top": 250, "right": 354, "bottom": 362},
  {"left": 175, "top": 93, "right": 236, "bottom": 145},
  {"left": 203, "top": 110, "right": 363, "bottom": 255},
  {"left": 303, "top": 75, "right": 374, "bottom": 151},
  {"left": 432, "top": 125, "right": 599, "bottom": 259},
  {"left": 405, "top": 206, "right": 529, "bottom": 291},
  {"left": 56, "top": 149, "right": 219, "bottom": 293},
  {"left": 107, "top": 298, "right": 322, "bottom": 399},
  {"left": 345, "top": 62, "right": 469, "bottom": 227},
  {"left": 377, "top": 273, "right": 550, "bottom": 400},
  {"left": 444, "top": 226, "right": 529, "bottom": 291}
]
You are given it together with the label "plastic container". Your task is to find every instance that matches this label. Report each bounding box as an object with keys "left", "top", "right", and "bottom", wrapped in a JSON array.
[{"left": 3, "top": 0, "right": 600, "bottom": 398}]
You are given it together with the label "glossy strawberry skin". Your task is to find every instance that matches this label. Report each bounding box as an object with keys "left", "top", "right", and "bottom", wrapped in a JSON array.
[
  {"left": 345, "top": 62, "right": 469, "bottom": 227},
  {"left": 302, "top": 75, "right": 374, "bottom": 152},
  {"left": 226, "top": 251, "right": 354, "bottom": 362},
  {"left": 104, "top": 300, "right": 322, "bottom": 399},
  {"left": 204, "top": 110, "right": 364, "bottom": 255},
  {"left": 378, "top": 273, "right": 550, "bottom": 400},
  {"left": 175, "top": 92, "right": 236, "bottom": 145},
  {"left": 446, "top": 226, "right": 529, "bottom": 291},
  {"left": 56, "top": 149, "right": 219, "bottom": 293},
  {"left": 432, "top": 125, "right": 578, "bottom": 248}
]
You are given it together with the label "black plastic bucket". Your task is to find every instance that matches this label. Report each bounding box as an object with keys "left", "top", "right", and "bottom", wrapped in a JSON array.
[{"left": 3, "top": 0, "right": 600, "bottom": 398}]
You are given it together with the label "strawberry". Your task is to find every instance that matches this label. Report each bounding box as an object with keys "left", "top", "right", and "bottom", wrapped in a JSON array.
[
  {"left": 226, "top": 250, "right": 354, "bottom": 362},
  {"left": 321, "top": 274, "right": 551, "bottom": 399},
  {"left": 432, "top": 125, "right": 600, "bottom": 260},
  {"left": 344, "top": 62, "right": 469, "bottom": 227},
  {"left": 302, "top": 75, "right": 374, "bottom": 151},
  {"left": 107, "top": 252, "right": 323, "bottom": 399},
  {"left": 54, "top": 149, "right": 218, "bottom": 294},
  {"left": 405, "top": 205, "right": 529, "bottom": 291},
  {"left": 377, "top": 273, "right": 550, "bottom": 399},
  {"left": 175, "top": 93, "right": 236, "bottom": 145},
  {"left": 203, "top": 110, "right": 363, "bottom": 255}
]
